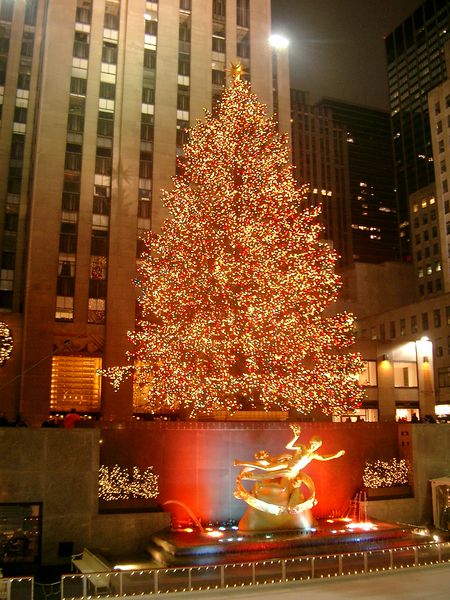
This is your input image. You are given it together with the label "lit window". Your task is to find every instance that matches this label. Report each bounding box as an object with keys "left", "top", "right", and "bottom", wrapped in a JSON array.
[
  {"left": 50, "top": 356, "right": 102, "bottom": 412},
  {"left": 393, "top": 362, "right": 418, "bottom": 388},
  {"left": 358, "top": 361, "right": 377, "bottom": 387}
]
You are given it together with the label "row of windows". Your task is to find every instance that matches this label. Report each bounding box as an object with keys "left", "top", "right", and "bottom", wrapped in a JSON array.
[{"left": 362, "top": 305, "right": 450, "bottom": 342}]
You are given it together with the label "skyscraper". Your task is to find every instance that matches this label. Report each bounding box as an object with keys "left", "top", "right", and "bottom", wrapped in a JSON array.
[
  {"left": 290, "top": 90, "right": 353, "bottom": 267},
  {"left": 0, "top": 0, "right": 289, "bottom": 423},
  {"left": 291, "top": 93, "right": 399, "bottom": 266},
  {"left": 385, "top": 0, "right": 450, "bottom": 258}
]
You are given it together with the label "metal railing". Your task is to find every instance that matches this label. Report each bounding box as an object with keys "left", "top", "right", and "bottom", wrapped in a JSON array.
[
  {"left": 0, "top": 576, "right": 33, "bottom": 600},
  {"left": 61, "top": 541, "right": 450, "bottom": 598}
]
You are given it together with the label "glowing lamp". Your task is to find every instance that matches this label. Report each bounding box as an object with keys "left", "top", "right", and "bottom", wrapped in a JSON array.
[{"left": 269, "top": 34, "right": 289, "bottom": 49}]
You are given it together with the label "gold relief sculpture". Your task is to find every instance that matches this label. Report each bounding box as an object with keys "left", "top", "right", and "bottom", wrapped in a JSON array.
[{"left": 234, "top": 425, "right": 345, "bottom": 531}]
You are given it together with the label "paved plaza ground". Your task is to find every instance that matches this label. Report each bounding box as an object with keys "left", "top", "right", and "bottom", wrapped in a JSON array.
[{"left": 163, "top": 563, "right": 450, "bottom": 600}]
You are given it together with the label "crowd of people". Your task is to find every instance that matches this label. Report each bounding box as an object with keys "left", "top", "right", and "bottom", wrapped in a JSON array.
[{"left": 0, "top": 408, "right": 82, "bottom": 428}]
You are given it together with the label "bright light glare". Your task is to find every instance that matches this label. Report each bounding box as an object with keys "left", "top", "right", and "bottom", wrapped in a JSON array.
[{"left": 269, "top": 34, "right": 289, "bottom": 49}]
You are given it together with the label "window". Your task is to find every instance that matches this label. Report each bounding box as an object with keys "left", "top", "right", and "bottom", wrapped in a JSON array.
[
  {"left": 64, "top": 152, "right": 82, "bottom": 172},
  {"left": 76, "top": 6, "right": 91, "bottom": 24},
  {"left": 435, "top": 101, "right": 441, "bottom": 115},
  {"left": 21, "top": 32, "right": 34, "bottom": 57},
  {"left": 212, "top": 69, "right": 225, "bottom": 86},
  {"left": 358, "top": 361, "right": 377, "bottom": 386},
  {"left": 104, "top": 12, "right": 119, "bottom": 30},
  {"left": 0, "top": 0, "right": 14, "bottom": 21},
  {"left": 50, "top": 356, "right": 101, "bottom": 411},
  {"left": 441, "top": 159, "right": 447, "bottom": 174},
  {"left": 95, "top": 154, "right": 112, "bottom": 176},
  {"left": 14, "top": 107, "right": 27, "bottom": 123},
  {"left": 400, "top": 318, "right": 406, "bottom": 336},
  {"left": 68, "top": 113, "right": 84, "bottom": 133},
  {"left": 55, "top": 295, "right": 73, "bottom": 321},
  {"left": 142, "top": 87, "right": 155, "bottom": 104},
  {"left": 178, "top": 55, "right": 190, "bottom": 76},
  {"left": 143, "top": 49, "right": 156, "bottom": 69},
  {"left": 236, "top": 0, "right": 249, "bottom": 27},
  {"left": 102, "top": 42, "right": 117, "bottom": 64},
  {"left": 17, "top": 72, "right": 30, "bottom": 90},
  {"left": 212, "top": 35, "right": 225, "bottom": 53},
  {"left": 145, "top": 19, "right": 157, "bottom": 36},
  {"left": 213, "top": 0, "right": 226, "bottom": 18},
  {"left": 73, "top": 33, "right": 89, "bottom": 59},
  {"left": 59, "top": 223, "right": 77, "bottom": 253},
  {"left": 88, "top": 298, "right": 106, "bottom": 324},
  {"left": 99, "top": 82, "right": 115, "bottom": 100},
  {"left": 421, "top": 312, "right": 429, "bottom": 331},
  {"left": 434, "top": 309, "right": 441, "bottom": 327},
  {"left": 389, "top": 321, "right": 396, "bottom": 339},
  {"left": 438, "top": 366, "right": 450, "bottom": 388},
  {"left": 393, "top": 362, "right": 417, "bottom": 388},
  {"left": 179, "top": 20, "right": 190, "bottom": 42},
  {"left": 379, "top": 323, "right": 385, "bottom": 340},
  {"left": 444, "top": 180, "right": 449, "bottom": 194},
  {"left": 97, "top": 112, "right": 113, "bottom": 137},
  {"left": 177, "top": 89, "right": 189, "bottom": 111},
  {"left": 93, "top": 194, "right": 110, "bottom": 215},
  {"left": 141, "top": 114, "right": 154, "bottom": 141},
  {"left": 410, "top": 315, "right": 418, "bottom": 334},
  {"left": 91, "top": 230, "right": 108, "bottom": 256},
  {"left": 70, "top": 77, "right": 87, "bottom": 96},
  {"left": 436, "top": 120, "right": 442, "bottom": 134}
]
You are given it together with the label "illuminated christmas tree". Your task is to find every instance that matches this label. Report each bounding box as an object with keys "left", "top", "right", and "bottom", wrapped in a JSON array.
[{"left": 103, "top": 68, "right": 365, "bottom": 418}]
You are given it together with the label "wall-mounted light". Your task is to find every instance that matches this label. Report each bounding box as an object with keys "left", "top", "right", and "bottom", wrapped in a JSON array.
[
  {"left": 423, "top": 356, "right": 429, "bottom": 363},
  {"left": 381, "top": 354, "right": 389, "bottom": 362}
]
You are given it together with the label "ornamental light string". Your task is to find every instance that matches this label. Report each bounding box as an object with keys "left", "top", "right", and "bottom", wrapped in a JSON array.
[{"left": 101, "top": 70, "right": 365, "bottom": 418}]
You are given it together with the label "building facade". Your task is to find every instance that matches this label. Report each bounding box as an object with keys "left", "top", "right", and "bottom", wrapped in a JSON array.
[
  {"left": 316, "top": 98, "right": 399, "bottom": 265},
  {"left": 385, "top": 0, "right": 450, "bottom": 259},
  {"left": 0, "top": 0, "right": 289, "bottom": 423},
  {"left": 290, "top": 90, "right": 353, "bottom": 267}
]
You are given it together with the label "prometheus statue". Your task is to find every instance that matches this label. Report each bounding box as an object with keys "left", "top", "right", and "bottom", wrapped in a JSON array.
[{"left": 234, "top": 425, "right": 345, "bottom": 531}]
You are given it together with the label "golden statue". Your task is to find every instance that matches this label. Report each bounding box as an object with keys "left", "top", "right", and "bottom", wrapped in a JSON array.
[{"left": 234, "top": 425, "right": 345, "bottom": 531}]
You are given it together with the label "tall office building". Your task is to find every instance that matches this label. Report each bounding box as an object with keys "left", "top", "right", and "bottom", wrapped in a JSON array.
[
  {"left": 0, "top": 0, "right": 289, "bottom": 423},
  {"left": 290, "top": 90, "right": 353, "bottom": 267},
  {"left": 385, "top": 0, "right": 450, "bottom": 259},
  {"left": 291, "top": 92, "right": 399, "bottom": 266}
]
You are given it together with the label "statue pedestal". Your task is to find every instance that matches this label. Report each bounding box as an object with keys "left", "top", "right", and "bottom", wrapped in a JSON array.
[{"left": 238, "top": 481, "right": 316, "bottom": 531}]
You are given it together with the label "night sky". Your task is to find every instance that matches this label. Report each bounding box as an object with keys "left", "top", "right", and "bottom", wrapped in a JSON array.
[{"left": 271, "top": 0, "right": 424, "bottom": 111}]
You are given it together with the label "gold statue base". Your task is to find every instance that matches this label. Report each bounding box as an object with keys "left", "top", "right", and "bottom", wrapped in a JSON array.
[{"left": 238, "top": 480, "right": 317, "bottom": 531}]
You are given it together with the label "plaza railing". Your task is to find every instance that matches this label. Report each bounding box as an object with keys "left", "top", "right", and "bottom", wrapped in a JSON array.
[
  {"left": 0, "top": 576, "right": 34, "bottom": 600},
  {"left": 60, "top": 540, "right": 450, "bottom": 599}
]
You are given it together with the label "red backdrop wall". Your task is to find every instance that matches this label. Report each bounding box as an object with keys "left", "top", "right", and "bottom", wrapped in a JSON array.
[{"left": 100, "top": 421, "right": 401, "bottom": 523}]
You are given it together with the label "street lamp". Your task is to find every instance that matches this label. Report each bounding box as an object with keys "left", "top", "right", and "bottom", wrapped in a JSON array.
[{"left": 269, "top": 34, "right": 289, "bottom": 49}]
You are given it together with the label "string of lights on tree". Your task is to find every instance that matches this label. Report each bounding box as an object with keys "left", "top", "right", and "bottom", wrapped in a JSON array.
[
  {"left": 363, "top": 458, "right": 409, "bottom": 489},
  {"left": 0, "top": 322, "right": 13, "bottom": 366},
  {"left": 102, "top": 66, "right": 365, "bottom": 418},
  {"left": 98, "top": 464, "right": 159, "bottom": 501}
]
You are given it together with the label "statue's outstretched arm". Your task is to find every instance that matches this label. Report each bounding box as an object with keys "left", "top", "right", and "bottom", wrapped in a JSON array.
[{"left": 313, "top": 450, "right": 345, "bottom": 462}]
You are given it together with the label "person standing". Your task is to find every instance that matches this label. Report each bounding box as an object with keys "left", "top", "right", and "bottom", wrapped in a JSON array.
[{"left": 63, "top": 408, "right": 80, "bottom": 429}]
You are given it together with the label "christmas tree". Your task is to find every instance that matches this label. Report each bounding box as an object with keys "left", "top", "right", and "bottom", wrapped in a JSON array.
[{"left": 103, "top": 68, "right": 365, "bottom": 418}]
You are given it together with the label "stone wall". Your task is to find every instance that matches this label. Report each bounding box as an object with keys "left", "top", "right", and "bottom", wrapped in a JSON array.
[
  {"left": 367, "top": 424, "right": 450, "bottom": 526},
  {"left": 0, "top": 429, "right": 169, "bottom": 565}
]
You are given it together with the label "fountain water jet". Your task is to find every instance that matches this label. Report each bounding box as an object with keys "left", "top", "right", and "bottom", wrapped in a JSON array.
[{"left": 162, "top": 500, "right": 204, "bottom": 532}]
